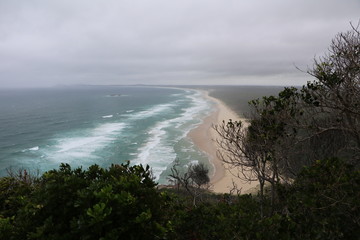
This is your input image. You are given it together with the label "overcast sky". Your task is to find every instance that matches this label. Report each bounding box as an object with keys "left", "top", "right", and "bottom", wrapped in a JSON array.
[{"left": 0, "top": 0, "right": 359, "bottom": 87}]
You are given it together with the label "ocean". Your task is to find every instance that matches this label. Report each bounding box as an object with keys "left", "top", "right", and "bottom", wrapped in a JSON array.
[{"left": 0, "top": 86, "right": 214, "bottom": 184}]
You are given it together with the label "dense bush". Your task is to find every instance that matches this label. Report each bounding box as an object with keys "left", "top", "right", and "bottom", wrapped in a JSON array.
[
  {"left": 0, "top": 163, "right": 171, "bottom": 240},
  {"left": 279, "top": 158, "right": 360, "bottom": 239},
  {"left": 1, "top": 158, "right": 359, "bottom": 239},
  {"left": 166, "top": 194, "right": 260, "bottom": 240}
]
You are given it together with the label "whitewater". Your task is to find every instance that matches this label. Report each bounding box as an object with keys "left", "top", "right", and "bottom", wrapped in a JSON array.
[{"left": 0, "top": 86, "right": 214, "bottom": 183}]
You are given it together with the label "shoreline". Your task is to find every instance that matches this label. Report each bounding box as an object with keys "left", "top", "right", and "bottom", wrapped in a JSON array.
[{"left": 188, "top": 90, "right": 258, "bottom": 194}]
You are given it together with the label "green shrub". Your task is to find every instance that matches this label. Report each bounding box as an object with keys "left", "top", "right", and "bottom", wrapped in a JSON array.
[
  {"left": 280, "top": 158, "right": 360, "bottom": 239},
  {"left": 0, "top": 163, "right": 172, "bottom": 240}
]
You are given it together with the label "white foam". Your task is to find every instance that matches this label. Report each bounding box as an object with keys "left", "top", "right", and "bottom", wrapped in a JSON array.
[
  {"left": 181, "top": 148, "right": 192, "bottom": 153},
  {"left": 22, "top": 146, "right": 40, "bottom": 152},
  {"left": 102, "top": 115, "right": 113, "bottom": 118},
  {"left": 94, "top": 122, "right": 126, "bottom": 134},
  {"left": 131, "top": 90, "right": 213, "bottom": 180},
  {"left": 56, "top": 136, "right": 103, "bottom": 153},
  {"left": 133, "top": 121, "right": 176, "bottom": 180},
  {"left": 126, "top": 110, "right": 134, "bottom": 113},
  {"left": 125, "top": 103, "right": 174, "bottom": 120},
  {"left": 168, "top": 90, "right": 213, "bottom": 138},
  {"left": 48, "top": 122, "right": 127, "bottom": 161},
  {"left": 190, "top": 160, "right": 199, "bottom": 165},
  {"left": 105, "top": 94, "right": 129, "bottom": 97},
  {"left": 185, "top": 160, "right": 200, "bottom": 168},
  {"left": 135, "top": 123, "right": 168, "bottom": 162},
  {"left": 29, "top": 146, "right": 39, "bottom": 151}
]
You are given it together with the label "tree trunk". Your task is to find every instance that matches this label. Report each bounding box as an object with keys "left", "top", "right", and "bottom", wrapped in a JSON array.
[{"left": 259, "top": 178, "right": 265, "bottom": 218}]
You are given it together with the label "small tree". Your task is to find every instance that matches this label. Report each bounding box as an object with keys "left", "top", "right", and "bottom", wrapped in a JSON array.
[
  {"left": 301, "top": 23, "right": 360, "bottom": 163},
  {"left": 189, "top": 163, "right": 210, "bottom": 188},
  {"left": 215, "top": 119, "right": 277, "bottom": 217},
  {"left": 168, "top": 161, "right": 210, "bottom": 206}
]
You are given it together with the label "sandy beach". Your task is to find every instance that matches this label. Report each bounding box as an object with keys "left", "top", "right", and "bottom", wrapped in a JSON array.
[{"left": 188, "top": 90, "right": 258, "bottom": 194}]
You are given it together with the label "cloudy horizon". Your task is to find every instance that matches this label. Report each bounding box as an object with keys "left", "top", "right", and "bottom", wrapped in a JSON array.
[{"left": 0, "top": 0, "right": 359, "bottom": 88}]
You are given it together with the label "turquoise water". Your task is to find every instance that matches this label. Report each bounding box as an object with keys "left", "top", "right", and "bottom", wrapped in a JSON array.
[{"left": 0, "top": 86, "right": 215, "bottom": 183}]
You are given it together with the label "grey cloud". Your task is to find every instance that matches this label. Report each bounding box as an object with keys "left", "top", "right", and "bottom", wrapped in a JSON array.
[{"left": 0, "top": 0, "right": 359, "bottom": 87}]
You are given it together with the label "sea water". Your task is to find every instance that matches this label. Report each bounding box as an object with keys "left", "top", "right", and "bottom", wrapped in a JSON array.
[{"left": 0, "top": 86, "right": 214, "bottom": 183}]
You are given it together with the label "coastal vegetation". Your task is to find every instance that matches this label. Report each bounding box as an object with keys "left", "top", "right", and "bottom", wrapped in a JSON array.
[
  {"left": 1, "top": 26, "right": 360, "bottom": 239},
  {"left": 1, "top": 158, "right": 359, "bottom": 239},
  {"left": 215, "top": 24, "right": 360, "bottom": 218},
  {"left": 168, "top": 160, "right": 210, "bottom": 206}
]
